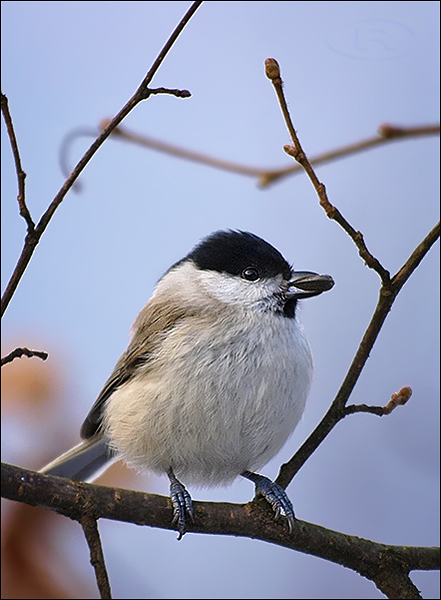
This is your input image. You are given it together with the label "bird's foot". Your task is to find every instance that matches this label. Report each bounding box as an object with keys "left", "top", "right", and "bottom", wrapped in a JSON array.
[
  {"left": 167, "top": 468, "right": 193, "bottom": 540},
  {"left": 242, "top": 470, "right": 295, "bottom": 533}
]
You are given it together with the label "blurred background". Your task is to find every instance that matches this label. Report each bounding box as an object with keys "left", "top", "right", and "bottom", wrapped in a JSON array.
[{"left": 1, "top": 1, "right": 439, "bottom": 598}]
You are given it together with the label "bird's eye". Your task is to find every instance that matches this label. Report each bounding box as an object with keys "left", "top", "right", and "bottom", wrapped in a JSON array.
[{"left": 241, "top": 267, "right": 260, "bottom": 281}]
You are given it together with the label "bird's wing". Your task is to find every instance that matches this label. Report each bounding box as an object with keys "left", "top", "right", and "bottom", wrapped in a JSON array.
[{"left": 80, "top": 296, "right": 190, "bottom": 439}]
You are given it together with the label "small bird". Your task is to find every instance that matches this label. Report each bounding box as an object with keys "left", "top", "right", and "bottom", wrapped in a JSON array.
[{"left": 41, "top": 230, "right": 334, "bottom": 538}]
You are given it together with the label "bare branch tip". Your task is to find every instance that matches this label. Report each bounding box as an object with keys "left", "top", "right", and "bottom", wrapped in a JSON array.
[
  {"left": 265, "top": 58, "right": 281, "bottom": 81},
  {"left": 384, "top": 386, "right": 413, "bottom": 414},
  {"left": 145, "top": 86, "right": 192, "bottom": 99},
  {"left": 1, "top": 347, "right": 49, "bottom": 367},
  {"left": 178, "top": 89, "right": 192, "bottom": 98}
]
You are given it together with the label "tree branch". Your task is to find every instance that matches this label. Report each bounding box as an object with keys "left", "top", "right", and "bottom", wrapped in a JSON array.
[
  {"left": 1, "top": 92, "right": 34, "bottom": 233},
  {"left": 1, "top": 1, "right": 202, "bottom": 319},
  {"left": 260, "top": 122, "right": 440, "bottom": 187},
  {"left": 59, "top": 120, "right": 439, "bottom": 190},
  {"left": 2, "top": 463, "right": 438, "bottom": 600},
  {"left": 1, "top": 346, "right": 49, "bottom": 366},
  {"left": 266, "top": 58, "right": 392, "bottom": 285},
  {"left": 80, "top": 513, "right": 112, "bottom": 599},
  {"left": 345, "top": 386, "right": 412, "bottom": 416},
  {"left": 392, "top": 222, "right": 441, "bottom": 291}
]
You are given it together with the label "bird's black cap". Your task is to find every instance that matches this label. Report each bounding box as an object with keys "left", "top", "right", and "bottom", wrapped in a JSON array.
[{"left": 184, "top": 230, "right": 293, "bottom": 280}]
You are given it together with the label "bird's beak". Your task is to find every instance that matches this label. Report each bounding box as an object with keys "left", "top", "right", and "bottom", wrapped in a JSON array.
[{"left": 287, "top": 271, "right": 334, "bottom": 299}]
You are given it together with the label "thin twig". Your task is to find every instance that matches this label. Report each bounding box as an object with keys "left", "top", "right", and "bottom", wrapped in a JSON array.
[
  {"left": 148, "top": 86, "right": 191, "bottom": 98},
  {"left": 261, "top": 123, "right": 440, "bottom": 187},
  {"left": 265, "top": 58, "right": 392, "bottom": 285},
  {"left": 80, "top": 514, "right": 112, "bottom": 599},
  {"left": 1, "top": 0, "right": 202, "bottom": 319},
  {"left": 345, "top": 386, "right": 412, "bottom": 416},
  {"left": 1, "top": 92, "right": 34, "bottom": 232},
  {"left": 101, "top": 120, "right": 267, "bottom": 177},
  {"left": 58, "top": 126, "right": 100, "bottom": 193},
  {"left": 62, "top": 121, "right": 438, "bottom": 189},
  {"left": 392, "top": 221, "right": 441, "bottom": 291},
  {"left": 1, "top": 347, "right": 48, "bottom": 366}
]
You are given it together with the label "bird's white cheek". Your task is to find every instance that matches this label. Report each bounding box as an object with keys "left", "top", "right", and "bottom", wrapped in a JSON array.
[{"left": 197, "top": 270, "right": 279, "bottom": 309}]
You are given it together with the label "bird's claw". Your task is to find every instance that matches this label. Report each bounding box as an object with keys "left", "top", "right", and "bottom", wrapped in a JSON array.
[
  {"left": 242, "top": 470, "right": 296, "bottom": 533},
  {"left": 168, "top": 470, "right": 193, "bottom": 540}
]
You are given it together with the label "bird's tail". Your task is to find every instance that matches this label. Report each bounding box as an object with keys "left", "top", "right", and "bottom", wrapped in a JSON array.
[{"left": 39, "top": 436, "right": 117, "bottom": 482}]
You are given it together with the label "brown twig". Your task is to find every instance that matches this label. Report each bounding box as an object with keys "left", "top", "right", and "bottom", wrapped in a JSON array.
[
  {"left": 392, "top": 221, "right": 441, "bottom": 290},
  {"left": 1, "top": 1, "right": 202, "bottom": 319},
  {"left": 266, "top": 58, "right": 392, "bottom": 285},
  {"left": 264, "top": 58, "right": 440, "bottom": 490},
  {"left": 2, "top": 464, "right": 438, "bottom": 600},
  {"left": 1, "top": 92, "right": 34, "bottom": 232},
  {"left": 1, "top": 347, "right": 49, "bottom": 366},
  {"left": 260, "top": 122, "right": 440, "bottom": 187},
  {"left": 345, "top": 386, "right": 413, "bottom": 416},
  {"left": 100, "top": 120, "right": 267, "bottom": 178},
  {"left": 80, "top": 514, "right": 112, "bottom": 599},
  {"left": 72, "top": 120, "right": 438, "bottom": 189},
  {"left": 147, "top": 86, "right": 191, "bottom": 98}
]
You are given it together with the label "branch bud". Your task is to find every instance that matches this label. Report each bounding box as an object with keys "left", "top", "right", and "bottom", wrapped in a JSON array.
[{"left": 265, "top": 58, "right": 281, "bottom": 80}]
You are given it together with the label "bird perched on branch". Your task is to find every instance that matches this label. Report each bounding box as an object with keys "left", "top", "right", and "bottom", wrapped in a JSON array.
[{"left": 41, "top": 230, "right": 334, "bottom": 538}]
